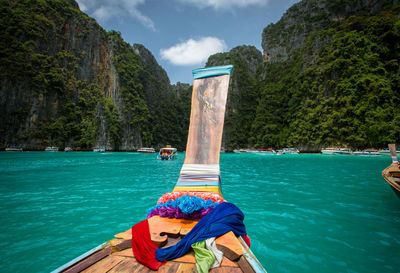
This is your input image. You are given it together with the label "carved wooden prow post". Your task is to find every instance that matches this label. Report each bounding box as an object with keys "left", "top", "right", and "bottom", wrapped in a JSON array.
[
  {"left": 173, "top": 65, "right": 233, "bottom": 196},
  {"left": 389, "top": 144, "right": 398, "bottom": 165}
]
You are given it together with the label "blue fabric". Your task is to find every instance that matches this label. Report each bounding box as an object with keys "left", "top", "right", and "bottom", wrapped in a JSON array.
[
  {"left": 192, "top": 65, "right": 233, "bottom": 79},
  {"left": 147, "top": 195, "right": 219, "bottom": 216},
  {"left": 155, "top": 202, "right": 246, "bottom": 261}
]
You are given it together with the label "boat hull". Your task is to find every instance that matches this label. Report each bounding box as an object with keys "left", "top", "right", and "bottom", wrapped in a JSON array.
[{"left": 382, "top": 164, "right": 400, "bottom": 198}]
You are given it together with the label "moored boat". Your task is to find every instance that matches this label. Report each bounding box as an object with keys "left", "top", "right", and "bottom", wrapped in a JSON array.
[
  {"left": 138, "top": 147, "right": 156, "bottom": 153},
  {"left": 45, "top": 146, "right": 59, "bottom": 152},
  {"left": 321, "top": 147, "right": 352, "bottom": 155},
  {"left": 52, "top": 65, "right": 267, "bottom": 273},
  {"left": 233, "top": 149, "right": 251, "bottom": 153},
  {"left": 282, "top": 148, "right": 299, "bottom": 154},
  {"left": 93, "top": 147, "right": 106, "bottom": 152},
  {"left": 333, "top": 148, "right": 352, "bottom": 155},
  {"left": 157, "top": 146, "right": 177, "bottom": 160},
  {"left": 379, "top": 147, "right": 400, "bottom": 155},
  {"left": 64, "top": 147, "right": 73, "bottom": 152},
  {"left": 353, "top": 149, "right": 380, "bottom": 156},
  {"left": 321, "top": 147, "right": 337, "bottom": 155},
  {"left": 382, "top": 144, "right": 400, "bottom": 198},
  {"left": 5, "top": 146, "right": 23, "bottom": 152},
  {"left": 256, "top": 148, "right": 276, "bottom": 154}
]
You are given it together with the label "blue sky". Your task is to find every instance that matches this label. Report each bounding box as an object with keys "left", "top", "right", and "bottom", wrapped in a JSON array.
[{"left": 76, "top": 0, "right": 299, "bottom": 84}]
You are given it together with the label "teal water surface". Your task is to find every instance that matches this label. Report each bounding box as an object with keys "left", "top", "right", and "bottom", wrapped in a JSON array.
[{"left": 0, "top": 152, "right": 399, "bottom": 272}]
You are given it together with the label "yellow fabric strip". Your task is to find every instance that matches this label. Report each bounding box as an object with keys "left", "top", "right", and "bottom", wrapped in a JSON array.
[{"left": 173, "top": 186, "right": 222, "bottom": 196}]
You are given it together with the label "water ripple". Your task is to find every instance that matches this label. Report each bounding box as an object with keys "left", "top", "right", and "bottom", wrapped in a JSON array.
[{"left": 0, "top": 152, "right": 399, "bottom": 272}]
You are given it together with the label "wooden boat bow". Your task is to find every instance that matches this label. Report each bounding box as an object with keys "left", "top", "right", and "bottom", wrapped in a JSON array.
[
  {"left": 382, "top": 144, "right": 400, "bottom": 198},
  {"left": 52, "top": 65, "right": 267, "bottom": 273}
]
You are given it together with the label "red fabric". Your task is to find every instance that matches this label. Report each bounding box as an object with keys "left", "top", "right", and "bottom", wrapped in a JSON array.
[
  {"left": 242, "top": 234, "right": 251, "bottom": 248},
  {"left": 131, "top": 220, "right": 166, "bottom": 270}
]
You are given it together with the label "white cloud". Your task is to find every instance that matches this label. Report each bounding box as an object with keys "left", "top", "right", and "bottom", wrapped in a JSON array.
[
  {"left": 160, "top": 37, "right": 227, "bottom": 66},
  {"left": 76, "top": 0, "right": 155, "bottom": 31},
  {"left": 176, "top": 0, "right": 268, "bottom": 10}
]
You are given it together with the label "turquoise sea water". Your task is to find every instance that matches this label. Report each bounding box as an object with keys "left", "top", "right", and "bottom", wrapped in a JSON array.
[{"left": 0, "top": 152, "right": 399, "bottom": 273}]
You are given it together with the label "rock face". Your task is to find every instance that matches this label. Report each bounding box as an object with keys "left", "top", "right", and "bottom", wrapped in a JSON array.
[
  {"left": 206, "top": 0, "right": 400, "bottom": 152},
  {"left": 0, "top": 0, "right": 189, "bottom": 151},
  {"left": 262, "top": 0, "right": 398, "bottom": 63},
  {"left": 206, "top": 46, "right": 263, "bottom": 151}
]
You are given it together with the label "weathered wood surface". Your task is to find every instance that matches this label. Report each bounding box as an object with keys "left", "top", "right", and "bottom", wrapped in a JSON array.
[
  {"left": 75, "top": 234, "right": 260, "bottom": 273},
  {"left": 157, "top": 262, "right": 181, "bottom": 273},
  {"left": 81, "top": 256, "right": 124, "bottom": 273},
  {"left": 389, "top": 144, "right": 398, "bottom": 161},
  {"left": 215, "top": 231, "right": 244, "bottom": 261},
  {"left": 62, "top": 247, "right": 112, "bottom": 273},
  {"left": 210, "top": 267, "right": 243, "bottom": 273},
  {"left": 173, "top": 263, "right": 197, "bottom": 273},
  {"left": 112, "top": 248, "right": 134, "bottom": 258},
  {"left": 147, "top": 216, "right": 200, "bottom": 247},
  {"left": 107, "top": 257, "right": 155, "bottom": 273},
  {"left": 184, "top": 75, "right": 230, "bottom": 165},
  {"left": 382, "top": 164, "right": 400, "bottom": 194},
  {"left": 114, "top": 229, "right": 132, "bottom": 240},
  {"left": 237, "top": 256, "right": 256, "bottom": 273}
]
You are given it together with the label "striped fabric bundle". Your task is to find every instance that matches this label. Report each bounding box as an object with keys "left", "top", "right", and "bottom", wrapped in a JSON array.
[
  {"left": 147, "top": 195, "right": 221, "bottom": 220},
  {"left": 174, "top": 164, "right": 222, "bottom": 194},
  {"left": 157, "top": 191, "right": 225, "bottom": 204}
]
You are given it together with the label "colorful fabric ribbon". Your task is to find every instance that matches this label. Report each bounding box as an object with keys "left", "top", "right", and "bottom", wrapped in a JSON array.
[
  {"left": 147, "top": 206, "right": 214, "bottom": 220},
  {"left": 192, "top": 240, "right": 216, "bottom": 273},
  {"left": 147, "top": 195, "right": 221, "bottom": 220},
  {"left": 131, "top": 219, "right": 165, "bottom": 270},
  {"left": 155, "top": 202, "right": 247, "bottom": 262},
  {"left": 157, "top": 191, "right": 225, "bottom": 204},
  {"left": 205, "top": 237, "right": 223, "bottom": 268}
]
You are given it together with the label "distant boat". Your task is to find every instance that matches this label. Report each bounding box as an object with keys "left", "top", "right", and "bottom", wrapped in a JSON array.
[
  {"left": 321, "top": 147, "right": 352, "bottom": 155},
  {"left": 45, "top": 146, "right": 59, "bottom": 152},
  {"left": 333, "top": 148, "right": 352, "bottom": 155},
  {"left": 137, "top": 147, "right": 156, "bottom": 153},
  {"left": 256, "top": 148, "right": 276, "bottom": 154},
  {"left": 64, "top": 147, "right": 73, "bottom": 152},
  {"left": 5, "top": 146, "right": 23, "bottom": 152},
  {"left": 382, "top": 144, "right": 400, "bottom": 198},
  {"left": 353, "top": 150, "right": 380, "bottom": 156},
  {"left": 93, "top": 147, "right": 106, "bottom": 152},
  {"left": 233, "top": 149, "right": 250, "bottom": 153},
  {"left": 282, "top": 148, "right": 299, "bottom": 154},
  {"left": 157, "top": 147, "right": 177, "bottom": 160},
  {"left": 321, "top": 147, "right": 337, "bottom": 155},
  {"left": 379, "top": 147, "right": 400, "bottom": 155}
]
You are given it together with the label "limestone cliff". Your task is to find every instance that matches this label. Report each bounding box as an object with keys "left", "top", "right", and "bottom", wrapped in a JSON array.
[
  {"left": 262, "top": 0, "right": 399, "bottom": 63},
  {"left": 0, "top": 0, "right": 189, "bottom": 150},
  {"left": 205, "top": 0, "right": 399, "bottom": 151},
  {"left": 206, "top": 46, "right": 263, "bottom": 151}
]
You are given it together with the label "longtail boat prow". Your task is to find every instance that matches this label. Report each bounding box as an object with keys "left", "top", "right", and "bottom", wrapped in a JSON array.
[
  {"left": 52, "top": 65, "right": 267, "bottom": 273},
  {"left": 382, "top": 144, "right": 400, "bottom": 198}
]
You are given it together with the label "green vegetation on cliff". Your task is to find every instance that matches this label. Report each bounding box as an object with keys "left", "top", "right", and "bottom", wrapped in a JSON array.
[
  {"left": 207, "top": 46, "right": 262, "bottom": 150},
  {"left": 256, "top": 6, "right": 400, "bottom": 149},
  {"left": 208, "top": 2, "right": 399, "bottom": 151},
  {"left": 0, "top": 0, "right": 190, "bottom": 150}
]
